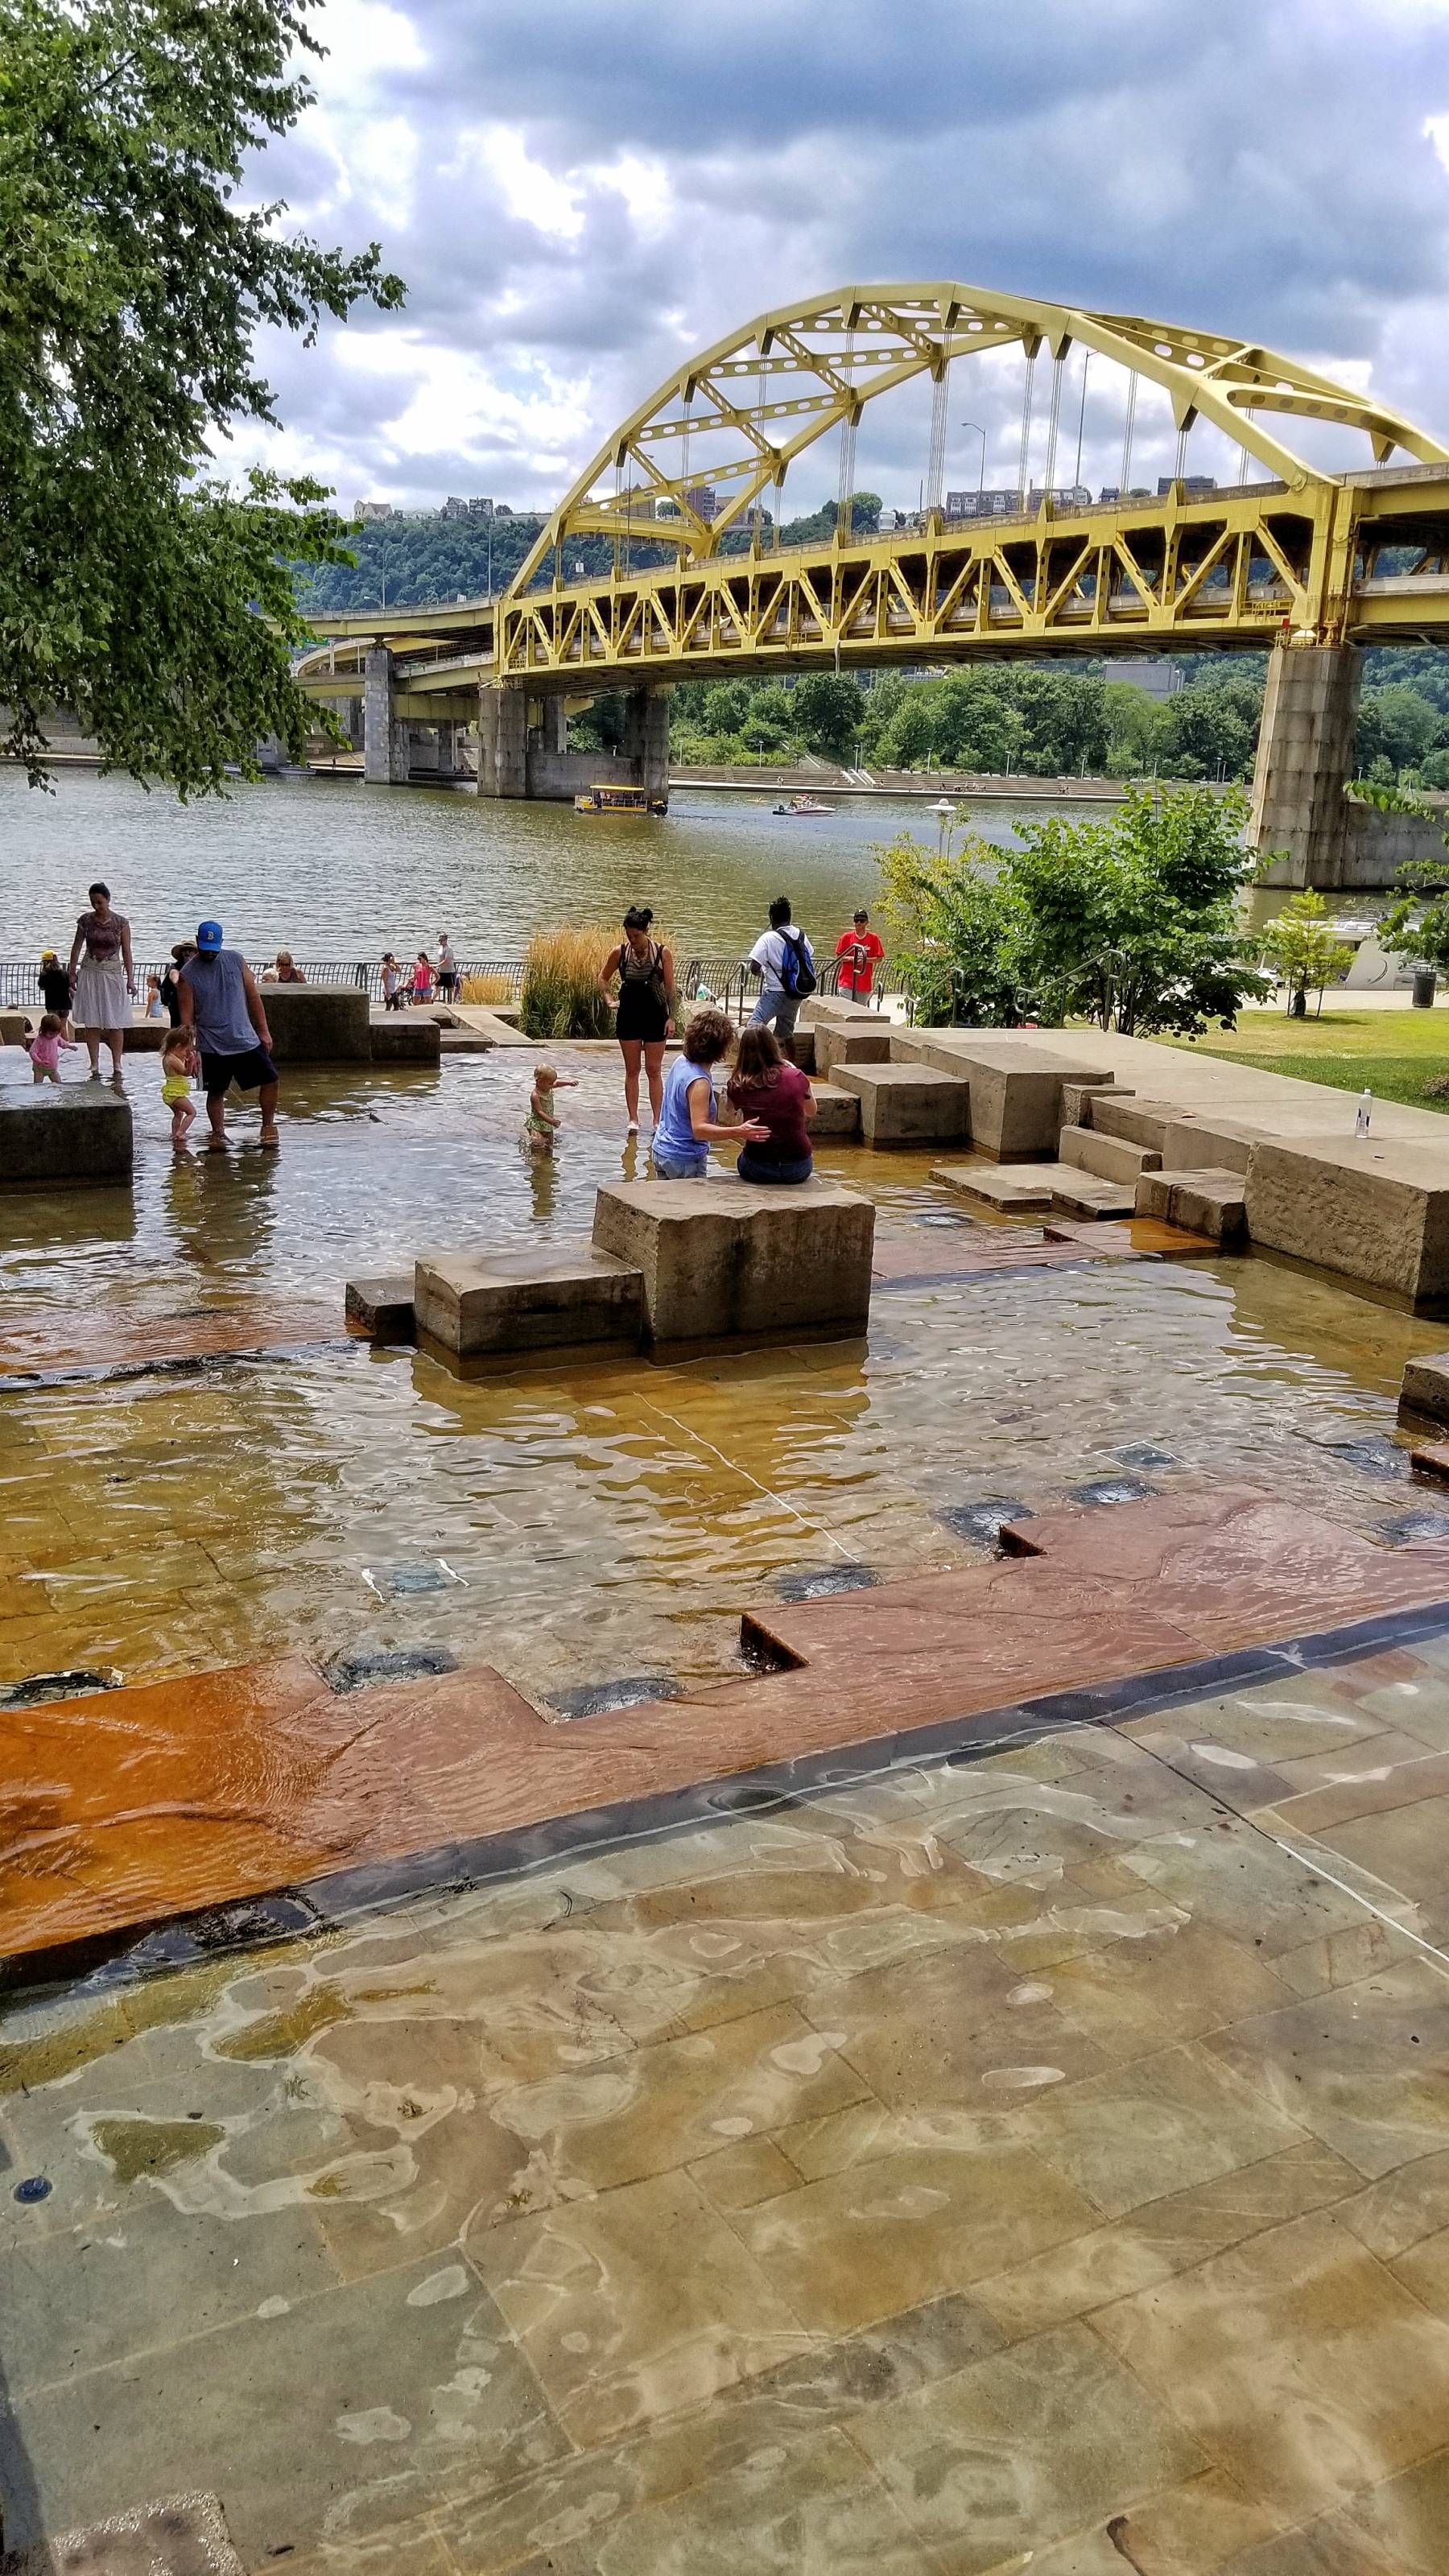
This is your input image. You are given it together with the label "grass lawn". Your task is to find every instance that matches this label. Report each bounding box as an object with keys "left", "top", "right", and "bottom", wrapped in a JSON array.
[{"left": 1163, "top": 1007, "right": 1449, "bottom": 1111}]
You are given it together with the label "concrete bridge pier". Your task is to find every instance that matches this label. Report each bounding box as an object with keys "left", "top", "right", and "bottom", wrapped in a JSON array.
[
  {"left": 622, "top": 688, "right": 671, "bottom": 803},
  {"left": 477, "top": 683, "right": 528, "bottom": 797},
  {"left": 1250, "top": 643, "right": 1362, "bottom": 889},
  {"left": 364, "top": 646, "right": 410, "bottom": 785}
]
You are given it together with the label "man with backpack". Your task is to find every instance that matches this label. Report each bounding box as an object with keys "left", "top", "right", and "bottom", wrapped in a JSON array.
[{"left": 746, "top": 894, "right": 816, "bottom": 1042}]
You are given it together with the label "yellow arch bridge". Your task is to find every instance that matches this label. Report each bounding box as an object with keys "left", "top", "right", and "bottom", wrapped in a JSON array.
[{"left": 297, "top": 286, "right": 1449, "bottom": 887}]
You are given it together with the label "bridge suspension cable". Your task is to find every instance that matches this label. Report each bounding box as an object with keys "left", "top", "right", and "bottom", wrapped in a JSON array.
[
  {"left": 1120, "top": 372, "right": 1138, "bottom": 497},
  {"left": 1042, "top": 350, "right": 1065, "bottom": 497},
  {"left": 925, "top": 364, "right": 950, "bottom": 520},
  {"left": 502, "top": 284, "right": 1449, "bottom": 604},
  {"left": 1016, "top": 348, "right": 1037, "bottom": 510}
]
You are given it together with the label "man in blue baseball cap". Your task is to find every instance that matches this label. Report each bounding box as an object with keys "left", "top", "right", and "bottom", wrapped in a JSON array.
[{"left": 177, "top": 922, "right": 281, "bottom": 1150}]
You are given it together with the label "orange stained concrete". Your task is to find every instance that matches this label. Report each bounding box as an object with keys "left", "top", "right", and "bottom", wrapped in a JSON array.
[
  {"left": 6, "top": 1489, "right": 1449, "bottom": 1968},
  {"left": 0, "top": 1303, "right": 345, "bottom": 1379}
]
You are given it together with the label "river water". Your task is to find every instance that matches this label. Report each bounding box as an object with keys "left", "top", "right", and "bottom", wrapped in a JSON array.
[{"left": 0, "top": 768, "right": 1033, "bottom": 963}]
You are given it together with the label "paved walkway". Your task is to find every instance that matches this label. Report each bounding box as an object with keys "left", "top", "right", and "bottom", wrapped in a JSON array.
[{"left": 7, "top": 1592, "right": 1449, "bottom": 2570}]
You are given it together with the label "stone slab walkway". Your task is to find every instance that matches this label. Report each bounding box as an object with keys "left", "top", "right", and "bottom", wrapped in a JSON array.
[
  {"left": 7, "top": 1490, "right": 1449, "bottom": 1984},
  {"left": 8, "top": 1617, "right": 1449, "bottom": 2570}
]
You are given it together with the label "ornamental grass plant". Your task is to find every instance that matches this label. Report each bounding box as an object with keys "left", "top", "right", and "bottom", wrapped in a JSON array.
[{"left": 519, "top": 925, "right": 618, "bottom": 1038}]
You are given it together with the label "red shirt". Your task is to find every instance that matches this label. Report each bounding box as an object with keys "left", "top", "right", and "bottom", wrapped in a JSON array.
[
  {"left": 836, "top": 927, "right": 884, "bottom": 995},
  {"left": 729, "top": 1063, "right": 813, "bottom": 1162}
]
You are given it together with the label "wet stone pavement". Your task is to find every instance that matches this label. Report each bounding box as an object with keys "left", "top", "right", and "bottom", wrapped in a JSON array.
[{"left": 5, "top": 1624, "right": 1449, "bottom": 2571}]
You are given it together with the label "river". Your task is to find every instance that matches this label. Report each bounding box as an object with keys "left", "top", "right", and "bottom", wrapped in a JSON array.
[{"left": 0, "top": 767, "right": 1039, "bottom": 962}]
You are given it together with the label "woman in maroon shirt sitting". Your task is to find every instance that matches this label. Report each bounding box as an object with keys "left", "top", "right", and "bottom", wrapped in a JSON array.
[{"left": 726, "top": 1024, "right": 815, "bottom": 1185}]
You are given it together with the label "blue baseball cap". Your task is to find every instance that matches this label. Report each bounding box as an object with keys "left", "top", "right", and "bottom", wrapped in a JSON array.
[{"left": 196, "top": 920, "right": 223, "bottom": 952}]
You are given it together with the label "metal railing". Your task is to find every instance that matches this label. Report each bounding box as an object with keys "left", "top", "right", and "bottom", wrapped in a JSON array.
[{"left": 2, "top": 951, "right": 914, "bottom": 1013}]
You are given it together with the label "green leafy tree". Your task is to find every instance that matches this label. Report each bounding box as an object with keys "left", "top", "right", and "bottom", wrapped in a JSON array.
[
  {"left": 791, "top": 671, "right": 867, "bottom": 758},
  {"left": 1379, "top": 852, "right": 1449, "bottom": 978},
  {"left": 1007, "top": 784, "right": 1268, "bottom": 1034},
  {"left": 873, "top": 784, "right": 1267, "bottom": 1037},
  {"left": 875, "top": 828, "right": 1025, "bottom": 1026},
  {"left": 1357, "top": 684, "right": 1443, "bottom": 778},
  {"left": 1259, "top": 890, "right": 1354, "bottom": 1017},
  {"left": 2, "top": 0, "right": 404, "bottom": 789}
]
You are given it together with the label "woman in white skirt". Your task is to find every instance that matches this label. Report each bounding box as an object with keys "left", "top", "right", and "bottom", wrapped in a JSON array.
[{"left": 67, "top": 881, "right": 136, "bottom": 1081}]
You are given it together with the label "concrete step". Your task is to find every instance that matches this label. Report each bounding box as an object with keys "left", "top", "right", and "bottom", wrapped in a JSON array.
[
  {"left": 1062, "top": 1080, "right": 1134, "bottom": 1127},
  {"left": 1134, "top": 1167, "right": 1248, "bottom": 1241},
  {"left": 932, "top": 1162, "right": 1055, "bottom": 1212},
  {"left": 1047, "top": 1170, "right": 1137, "bottom": 1220},
  {"left": 807, "top": 1080, "right": 862, "bottom": 1137},
  {"left": 1059, "top": 1123, "right": 1161, "bottom": 1183},
  {"left": 832, "top": 1062, "right": 972, "bottom": 1145}
]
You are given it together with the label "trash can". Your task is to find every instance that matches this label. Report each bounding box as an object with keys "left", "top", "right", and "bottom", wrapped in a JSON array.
[{"left": 1413, "top": 968, "right": 1438, "bottom": 1009}]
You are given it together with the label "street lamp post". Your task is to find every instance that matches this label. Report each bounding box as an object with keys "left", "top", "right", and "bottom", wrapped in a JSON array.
[{"left": 959, "top": 420, "right": 988, "bottom": 507}]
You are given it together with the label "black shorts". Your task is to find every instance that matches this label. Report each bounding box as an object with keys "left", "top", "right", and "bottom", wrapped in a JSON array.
[
  {"left": 615, "top": 988, "right": 669, "bottom": 1043},
  {"left": 201, "top": 1043, "right": 278, "bottom": 1097}
]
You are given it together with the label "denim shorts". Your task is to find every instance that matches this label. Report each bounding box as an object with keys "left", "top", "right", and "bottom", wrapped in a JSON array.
[
  {"left": 736, "top": 1148, "right": 813, "bottom": 1186},
  {"left": 652, "top": 1148, "right": 708, "bottom": 1180}
]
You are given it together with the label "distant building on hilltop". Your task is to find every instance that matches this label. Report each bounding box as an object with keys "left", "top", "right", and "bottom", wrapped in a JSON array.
[
  {"left": 440, "top": 496, "right": 469, "bottom": 519},
  {"left": 945, "top": 485, "right": 1091, "bottom": 519},
  {"left": 1111, "top": 657, "right": 1186, "bottom": 702},
  {"left": 353, "top": 499, "right": 393, "bottom": 522},
  {"left": 466, "top": 497, "right": 494, "bottom": 519},
  {"left": 1158, "top": 475, "right": 1219, "bottom": 497}
]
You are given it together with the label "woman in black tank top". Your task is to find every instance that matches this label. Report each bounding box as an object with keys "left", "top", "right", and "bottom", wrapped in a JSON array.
[{"left": 599, "top": 906, "right": 676, "bottom": 1134}]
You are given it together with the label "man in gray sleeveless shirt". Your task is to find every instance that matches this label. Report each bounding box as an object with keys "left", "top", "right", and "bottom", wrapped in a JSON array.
[{"left": 178, "top": 920, "right": 281, "bottom": 1150}]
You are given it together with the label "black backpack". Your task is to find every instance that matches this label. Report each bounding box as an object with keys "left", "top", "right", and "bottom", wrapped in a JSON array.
[{"left": 778, "top": 928, "right": 817, "bottom": 998}]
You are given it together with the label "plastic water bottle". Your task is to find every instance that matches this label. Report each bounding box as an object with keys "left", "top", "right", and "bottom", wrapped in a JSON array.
[{"left": 1356, "top": 1087, "right": 1372, "bottom": 1137}]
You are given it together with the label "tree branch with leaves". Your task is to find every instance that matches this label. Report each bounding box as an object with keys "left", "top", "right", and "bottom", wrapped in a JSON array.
[{"left": 0, "top": 0, "right": 405, "bottom": 790}]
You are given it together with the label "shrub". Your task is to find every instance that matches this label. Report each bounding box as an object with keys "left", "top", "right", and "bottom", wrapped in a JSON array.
[
  {"left": 460, "top": 972, "right": 516, "bottom": 1004},
  {"left": 519, "top": 925, "right": 618, "bottom": 1038}
]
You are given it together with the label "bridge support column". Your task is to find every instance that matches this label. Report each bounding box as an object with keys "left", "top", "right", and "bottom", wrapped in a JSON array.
[
  {"left": 1251, "top": 642, "right": 1361, "bottom": 889},
  {"left": 622, "top": 688, "right": 671, "bottom": 806},
  {"left": 364, "top": 646, "right": 410, "bottom": 785},
  {"left": 542, "top": 696, "right": 568, "bottom": 756},
  {"left": 477, "top": 683, "right": 528, "bottom": 798}
]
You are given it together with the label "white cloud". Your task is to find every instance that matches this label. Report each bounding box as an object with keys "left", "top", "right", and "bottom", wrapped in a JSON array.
[{"left": 470, "top": 124, "right": 584, "bottom": 242}]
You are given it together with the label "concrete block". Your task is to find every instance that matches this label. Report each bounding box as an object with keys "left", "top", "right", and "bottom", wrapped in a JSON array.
[
  {"left": 439, "top": 1027, "right": 495, "bottom": 1053},
  {"left": 1410, "top": 1439, "right": 1449, "bottom": 1480},
  {"left": 1048, "top": 1170, "right": 1137, "bottom": 1220},
  {"left": 1062, "top": 1081, "right": 1133, "bottom": 1128},
  {"left": 1088, "top": 1095, "right": 1176, "bottom": 1155},
  {"left": 369, "top": 1015, "right": 441, "bottom": 1063},
  {"left": 892, "top": 1031, "right": 1111, "bottom": 1159},
  {"left": 260, "top": 985, "right": 371, "bottom": 1063},
  {"left": 807, "top": 1080, "right": 862, "bottom": 1137},
  {"left": 832, "top": 1061, "right": 972, "bottom": 1144},
  {"left": 815, "top": 1022, "right": 892, "bottom": 1080},
  {"left": 1245, "top": 1137, "right": 1449, "bottom": 1304},
  {"left": 1058, "top": 1124, "right": 1162, "bottom": 1183},
  {"left": 932, "top": 1162, "right": 1055, "bottom": 1212},
  {"left": 415, "top": 1245, "right": 643, "bottom": 1356},
  {"left": 1399, "top": 1352, "right": 1449, "bottom": 1426},
  {"left": 592, "top": 1176, "right": 875, "bottom": 1344},
  {"left": 0, "top": 1011, "right": 31, "bottom": 1046},
  {"left": 1158, "top": 1116, "right": 1269, "bottom": 1177},
  {"left": 0, "top": 1085, "right": 132, "bottom": 1187},
  {"left": 1134, "top": 1168, "right": 1247, "bottom": 1242},
  {"left": 782, "top": 1028, "right": 816, "bottom": 1075},
  {"left": 345, "top": 1274, "right": 415, "bottom": 1340}
]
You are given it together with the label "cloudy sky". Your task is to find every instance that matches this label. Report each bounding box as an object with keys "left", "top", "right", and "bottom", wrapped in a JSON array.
[{"left": 245, "top": 0, "right": 1449, "bottom": 519}]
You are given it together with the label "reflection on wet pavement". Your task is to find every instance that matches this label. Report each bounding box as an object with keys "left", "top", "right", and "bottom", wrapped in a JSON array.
[{"left": 6, "top": 1630, "right": 1449, "bottom": 2570}]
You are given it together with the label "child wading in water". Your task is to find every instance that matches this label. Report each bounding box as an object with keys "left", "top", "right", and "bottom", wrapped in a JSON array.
[
  {"left": 25, "top": 1013, "right": 75, "bottom": 1084},
  {"left": 522, "top": 1063, "right": 577, "bottom": 1158},
  {"left": 161, "top": 1029, "right": 199, "bottom": 1149}
]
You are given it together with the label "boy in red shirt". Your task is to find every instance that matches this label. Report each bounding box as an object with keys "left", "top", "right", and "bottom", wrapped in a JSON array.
[{"left": 836, "top": 908, "right": 885, "bottom": 1000}]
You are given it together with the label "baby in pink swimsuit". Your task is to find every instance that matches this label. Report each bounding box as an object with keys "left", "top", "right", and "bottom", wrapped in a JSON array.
[{"left": 25, "top": 1013, "right": 75, "bottom": 1084}]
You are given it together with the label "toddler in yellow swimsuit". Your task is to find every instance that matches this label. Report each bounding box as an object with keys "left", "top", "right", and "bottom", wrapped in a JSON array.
[
  {"left": 161, "top": 1030, "right": 198, "bottom": 1149},
  {"left": 520, "top": 1063, "right": 577, "bottom": 1158}
]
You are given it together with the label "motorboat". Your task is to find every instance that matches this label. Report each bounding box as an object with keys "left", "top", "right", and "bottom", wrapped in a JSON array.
[{"left": 771, "top": 795, "right": 832, "bottom": 816}]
